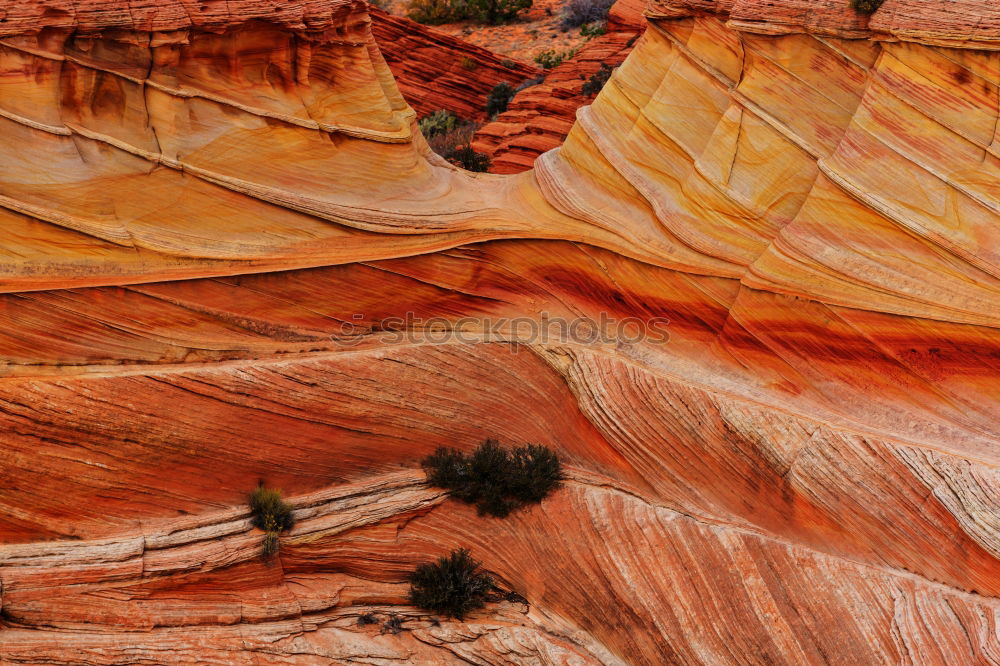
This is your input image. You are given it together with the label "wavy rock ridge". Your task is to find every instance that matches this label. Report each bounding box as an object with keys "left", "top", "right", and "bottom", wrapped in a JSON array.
[{"left": 0, "top": 0, "right": 998, "bottom": 664}]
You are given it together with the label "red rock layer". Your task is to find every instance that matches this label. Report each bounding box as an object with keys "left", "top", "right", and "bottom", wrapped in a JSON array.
[
  {"left": 472, "top": 0, "right": 646, "bottom": 173},
  {"left": 0, "top": 240, "right": 997, "bottom": 596},
  {"left": 653, "top": 0, "right": 1000, "bottom": 48},
  {"left": 0, "top": 0, "right": 368, "bottom": 35},
  {"left": 871, "top": 0, "right": 1000, "bottom": 50},
  {"left": 4, "top": 474, "right": 999, "bottom": 664},
  {"left": 371, "top": 7, "right": 541, "bottom": 121}
]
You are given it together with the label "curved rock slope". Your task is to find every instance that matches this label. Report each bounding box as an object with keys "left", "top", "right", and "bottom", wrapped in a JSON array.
[{"left": 0, "top": 0, "right": 998, "bottom": 664}]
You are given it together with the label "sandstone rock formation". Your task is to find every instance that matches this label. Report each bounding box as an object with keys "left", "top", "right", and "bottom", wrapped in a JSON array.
[
  {"left": 472, "top": 0, "right": 646, "bottom": 172},
  {"left": 0, "top": 0, "right": 998, "bottom": 664},
  {"left": 370, "top": 7, "right": 541, "bottom": 121}
]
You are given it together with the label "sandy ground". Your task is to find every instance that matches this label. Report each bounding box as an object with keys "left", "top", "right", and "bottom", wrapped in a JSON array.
[{"left": 380, "top": 0, "right": 595, "bottom": 64}]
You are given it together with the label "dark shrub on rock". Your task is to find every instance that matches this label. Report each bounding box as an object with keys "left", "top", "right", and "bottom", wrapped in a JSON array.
[
  {"left": 445, "top": 145, "right": 492, "bottom": 172},
  {"left": 422, "top": 439, "right": 563, "bottom": 517},
  {"left": 582, "top": 63, "right": 613, "bottom": 97},
  {"left": 409, "top": 549, "right": 495, "bottom": 619},
  {"left": 486, "top": 82, "right": 515, "bottom": 116},
  {"left": 851, "top": 0, "right": 884, "bottom": 14},
  {"left": 249, "top": 484, "right": 294, "bottom": 557}
]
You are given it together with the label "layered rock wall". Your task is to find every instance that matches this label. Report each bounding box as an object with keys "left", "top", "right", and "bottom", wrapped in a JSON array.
[
  {"left": 0, "top": 0, "right": 997, "bottom": 663},
  {"left": 371, "top": 7, "right": 541, "bottom": 121},
  {"left": 472, "top": 0, "right": 646, "bottom": 172}
]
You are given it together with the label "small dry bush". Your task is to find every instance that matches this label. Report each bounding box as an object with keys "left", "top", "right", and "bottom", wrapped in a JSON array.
[
  {"left": 409, "top": 549, "right": 494, "bottom": 619},
  {"left": 249, "top": 484, "right": 294, "bottom": 558},
  {"left": 422, "top": 439, "right": 563, "bottom": 517},
  {"left": 407, "top": 0, "right": 470, "bottom": 24},
  {"left": 581, "top": 63, "right": 613, "bottom": 96},
  {"left": 486, "top": 82, "right": 515, "bottom": 116},
  {"left": 851, "top": 0, "right": 883, "bottom": 14},
  {"left": 534, "top": 46, "right": 579, "bottom": 69},
  {"left": 418, "top": 111, "right": 490, "bottom": 172}
]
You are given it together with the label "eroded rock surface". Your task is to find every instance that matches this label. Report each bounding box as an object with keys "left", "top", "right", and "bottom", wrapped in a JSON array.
[
  {"left": 0, "top": 0, "right": 997, "bottom": 664},
  {"left": 473, "top": 0, "right": 647, "bottom": 173},
  {"left": 371, "top": 7, "right": 541, "bottom": 121}
]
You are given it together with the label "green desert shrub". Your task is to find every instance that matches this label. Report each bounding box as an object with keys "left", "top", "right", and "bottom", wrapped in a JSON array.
[
  {"left": 467, "top": 0, "right": 532, "bottom": 24},
  {"left": 851, "top": 0, "right": 884, "bottom": 14},
  {"left": 534, "top": 46, "right": 578, "bottom": 70},
  {"left": 422, "top": 439, "right": 563, "bottom": 517},
  {"left": 406, "top": 0, "right": 528, "bottom": 24},
  {"left": 534, "top": 49, "right": 562, "bottom": 69},
  {"left": 417, "top": 111, "right": 490, "bottom": 172},
  {"left": 579, "top": 20, "right": 606, "bottom": 38},
  {"left": 409, "top": 548, "right": 495, "bottom": 619},
  {"left": 419, "top": 109, "right": 460, "bottom": 138},
  {"left": 486, "top": 82, "right": 515, "bottom": 116},
  {"left": 581, "top": 63, "right": 613, "bottom": 96},
  {"left": 407, "top": 0, "right": 470, "bottom": 24},
  {"left": 249, "top": 484, "right": 294, "bottom": 557},
  {"left": 417, "top": 112, "right": 487, "bottom": 171},
  {"left": 460, "top": 56, "right": 479, "bottom": 70}
]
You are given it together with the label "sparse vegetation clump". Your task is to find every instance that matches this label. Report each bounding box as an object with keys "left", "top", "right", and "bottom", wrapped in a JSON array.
[
  {"left": 460, "top": 56, "right": 479, "bottom": 70},
  {"left": 581, "top": 63, "right": 613, "bottom": 96},
  {"left": 382, "top": 615, "right": 406, "bottom": 634},
  {"left": 579, "top": 21, "right": 606, "bottom": 38},
  {"left": 445, "top": 145, "right": 492, "bottom": 172},
  {"left": 419, "top": 109, "right": 461, "bottom": 138},
  {"left": 249, "top": 484, "right": 295, "bottom": 558},
  {"left": 422, "top": 439, "right": 563, "bottom": 517},
  {"left": 534, "top": 49, "right": 561, "bottom": 69},
  {"left": 407, "top": 0, "right": 470, "bottom": 24},
  {"left": 486, "top": 82, "right": 515, "bottom": 116},
  {"left": 467, "top": 0, "right": 532, "bottom": 24},
  {"left": 357, "top": 613, "right": 379, "bottom": 626},
  {"left": 560, "top": 0, "right": 614, "bottom": 29},
  {"left": 417, "top": 111, "right": 490, "bottom": 172},
  {"left": 534, "top": 46, "right": 578, "bottom": 70},
  {"left": 850, "top": 0, "right": 884, "bottom": 14},
  {"left": 406, "top": 0, "right": 530, "bottom": 24},
  {"left": 408, "top": 548, "right": 495, "bottom": 619}
]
